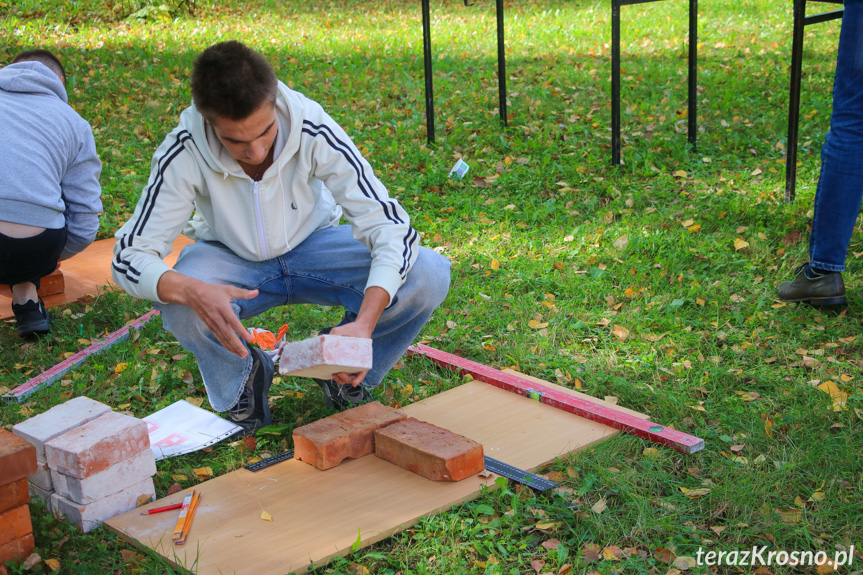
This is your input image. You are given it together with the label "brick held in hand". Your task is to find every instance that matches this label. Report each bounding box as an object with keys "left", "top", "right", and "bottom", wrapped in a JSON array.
[
  {"left": 374, "top": 418, "right": 484, "bottom": 481},
  {"left": 279, "top": 335, "right": 372, "bottom": 379},
  {"left": 293, "top": 401, "right": 406, "bottom": 470}
]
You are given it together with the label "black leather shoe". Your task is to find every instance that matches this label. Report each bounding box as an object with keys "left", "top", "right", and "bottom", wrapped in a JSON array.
[
  {"left": 314, "top": 378, "right": 372, "bottom": 411},
  {"left": 12, "top": 299, "right": 50, "bottom": 337},
  {"left": 227, "top": 346, "right": 274, "bottom": 437},
  {"left": 777, "top": 263, "right": 846, "bottom": 306}
]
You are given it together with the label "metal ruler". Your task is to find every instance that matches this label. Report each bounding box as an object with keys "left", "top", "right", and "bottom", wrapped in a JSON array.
[
  {"left": 244, "top": 450, "right": 558, "bottom": 491},
  {"left": 244, "top": 449, "right": 294, "bottom": 471},
  {"left": 483, "top": 456, "right": 558, "bottom": 491}
]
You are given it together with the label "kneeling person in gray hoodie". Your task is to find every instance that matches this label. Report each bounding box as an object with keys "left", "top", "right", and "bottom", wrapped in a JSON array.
[{"left": 0, "top": 50, "right": 103, "bottom": 337}]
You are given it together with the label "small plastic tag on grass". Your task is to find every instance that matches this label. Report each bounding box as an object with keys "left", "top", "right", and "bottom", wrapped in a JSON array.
[{"left": 449, "top": 158, "right": 469, "bottom": 179}]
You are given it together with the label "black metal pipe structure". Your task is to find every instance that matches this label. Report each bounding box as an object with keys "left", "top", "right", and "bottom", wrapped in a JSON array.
[
  {"left": 611, "top": 0, "right": 697, "bottom": 166},
  {"left": 421, "top": 0, "right": 507, "bottom": 144},
  {"left": 422, "top": 0, "right": 436, "bottom": 145},
  {"left": 496, "top": 0, "right": 508, "bottom": 126},
  {"left": 785, "top": 0, "right": 844, "bottom": 202}
]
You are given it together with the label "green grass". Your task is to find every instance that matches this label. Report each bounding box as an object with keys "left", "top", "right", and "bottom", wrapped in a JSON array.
[{"left": 2, "top": 0, "right": 861, "bottom": 573}]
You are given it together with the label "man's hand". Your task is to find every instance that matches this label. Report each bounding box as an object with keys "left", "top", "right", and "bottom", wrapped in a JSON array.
[
  {"left": 157, "top": 270, "right": 257, "bottom": 358},
  {"left": 327, "top": 286, "right": 389, "bottom": 387}
]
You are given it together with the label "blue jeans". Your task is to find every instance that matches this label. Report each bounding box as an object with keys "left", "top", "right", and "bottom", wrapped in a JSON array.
[
  {"left": 157, "top": 225, "right": 451, "bottom": 412},
  {"left": 809, "top": 0, "right": 863, "bottom": 272}
]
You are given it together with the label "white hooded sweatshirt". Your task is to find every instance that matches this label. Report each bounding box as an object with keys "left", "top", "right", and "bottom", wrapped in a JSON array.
[{"left": 112, "top": 81, "right": 418, "bottom": 303}]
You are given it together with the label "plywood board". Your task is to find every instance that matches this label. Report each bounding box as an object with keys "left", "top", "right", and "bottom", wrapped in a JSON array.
[
  {"left": 106, "top": 380, "right": 649, "bottom": 575},
  {"left": 1, "top": 236, "right": 193, "bottom": 319}
]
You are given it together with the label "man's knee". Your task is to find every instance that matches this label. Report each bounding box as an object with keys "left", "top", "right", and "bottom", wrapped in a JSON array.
[{"left": 409, "top": 248, "right": 451, "bottom": 309}]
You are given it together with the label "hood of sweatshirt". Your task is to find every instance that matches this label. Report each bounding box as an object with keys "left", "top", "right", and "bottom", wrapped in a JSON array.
[{"left": 0, "top": 61, "right": 67, "bottom": 103}]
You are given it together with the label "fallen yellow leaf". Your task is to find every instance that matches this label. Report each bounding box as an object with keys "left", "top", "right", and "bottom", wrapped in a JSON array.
[
  {"left": 490, "top": 259, "right": 500, "bottom": 270},
  {"left": 817, "top": 381, "right": 848, "bottom": 411},
  {"left": 45, "top": 559, "right": 61, "bottom": 570},
  {"left": 260, "top": 509, "right": 272, "bottom": 522},
  {"left": 193, "top": 467, "right": 213, "bottom": 479},
  {"left": 734, "top": 238, "right": 750, "bottom": 251},
  {"left": 114, "top": 362, "right": 129, "bottom": 374}
]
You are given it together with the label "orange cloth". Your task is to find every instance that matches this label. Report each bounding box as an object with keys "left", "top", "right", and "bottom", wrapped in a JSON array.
[{"left": 248, "top": 325, "right": 290, "bottom": 351}]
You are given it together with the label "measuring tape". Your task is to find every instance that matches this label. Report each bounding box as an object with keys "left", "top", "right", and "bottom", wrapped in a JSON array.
[{"left": 244, "top": 450, "right": 558, "bottom": 491}]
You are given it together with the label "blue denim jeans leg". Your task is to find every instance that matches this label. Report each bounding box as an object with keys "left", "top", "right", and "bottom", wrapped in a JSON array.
[
  {"left": 809, "top": 0, "right": 863, "bottom": 272},
  {"left": 156, "top": 225, "right": 451, "bottom": 413}
]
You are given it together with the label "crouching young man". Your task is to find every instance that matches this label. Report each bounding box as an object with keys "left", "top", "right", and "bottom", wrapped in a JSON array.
[{"left": 112, "top": 41, "right": 450, "bottom": 436}]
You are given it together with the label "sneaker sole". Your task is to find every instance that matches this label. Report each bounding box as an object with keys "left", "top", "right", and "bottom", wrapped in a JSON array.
[
  {"left": 783, "top": 295, "right": 847, "bottom": 306},
  {"left": 18, "top": 321, "right": 50, "bottom": 338}
]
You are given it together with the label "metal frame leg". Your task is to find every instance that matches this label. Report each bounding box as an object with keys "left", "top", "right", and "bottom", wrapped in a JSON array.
[
  {"left": 786, "top": 0, "right": 806, "bottom": 202},
  {"left": 422, "top": 0, "right": 436, "bottom": 145},
  {"left": 496, "top": 0, "right": 508, "bottom": 126},
  {"left": 688, "top": 0, "right": 698, "bottom": 149},
  {"left": 612, "top": 0, "right": 621, "bottom": 166}
]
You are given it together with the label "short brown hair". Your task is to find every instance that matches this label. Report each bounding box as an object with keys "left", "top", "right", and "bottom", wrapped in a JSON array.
[
  {"left": 13, "top": 49, "right": 66, "bottom": 83},
  {"left": 190, "top": 41, "right": 278, "bottom": 121}
]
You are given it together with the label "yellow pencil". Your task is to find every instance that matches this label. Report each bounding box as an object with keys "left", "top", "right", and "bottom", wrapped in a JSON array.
[
  {"left": 171, "top": 490, "right": 195, "bottom": 539},
  {"left": 174, "top": 490, "right": 201, "bottom": 545}
]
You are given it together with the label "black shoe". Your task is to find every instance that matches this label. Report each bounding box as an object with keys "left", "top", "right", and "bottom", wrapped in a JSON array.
[
  {"left": 314, "top": 378, "right": 372, "bottom": 411},
  {"left": 777, "top": 263, "right": 846, "bottom": 306},
  {"left": 12, "top": 299, "right": 50, "bottom": 337},
  {"left": 227, "top": 346, "right": 274, "bottom": 437}
]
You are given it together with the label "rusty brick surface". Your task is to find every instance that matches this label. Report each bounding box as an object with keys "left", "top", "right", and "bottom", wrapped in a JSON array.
[
  {"left": 0, "top": 505, "right": 32, "bottom": 547},
  {"left": 0, "top": 533, "right": 34, "bottom": 567},
  {"left": 0, "top": 429, "right": 37, "bottom": 487},
  {"left": 293, "top": 401, "right": 405, "bottom": 470},
  {"left": 0, "top": 479, "right": 29, "bottom": 516},
  {"left": 374, "top": 418, "right": 484, "bottom": 481}
]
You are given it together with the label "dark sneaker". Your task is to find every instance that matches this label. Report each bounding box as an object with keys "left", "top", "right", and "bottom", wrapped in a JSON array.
[
  {"left": 12, "top": 299, "right": 50, "bottom": 337},
  {"left": 227, "top": 346, "right": 274, "bottom": 437},
  {"left": 314, "top": 378, "right": 372, "bottom": 411},
  {"left": 777, "top": 263, "right": 846, "bottom": 306}
]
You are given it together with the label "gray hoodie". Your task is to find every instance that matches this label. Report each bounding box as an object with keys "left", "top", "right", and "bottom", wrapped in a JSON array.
[{"left": 0, "top": 61, "right": 102, "bottom": 258}]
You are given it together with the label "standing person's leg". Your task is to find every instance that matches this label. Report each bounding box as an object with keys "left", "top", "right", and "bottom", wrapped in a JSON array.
[
  {"left": 0, "top": 226, "right": 66, "bottom": 336},
  {"left": 281, "top": 225, "right": 450, "bottom": 407},
  {"left": 156, "top": 240, "right": 287, "bottom": 434},
  {"left": 779, "top": 3, "right": 863, "bottom": 304}
]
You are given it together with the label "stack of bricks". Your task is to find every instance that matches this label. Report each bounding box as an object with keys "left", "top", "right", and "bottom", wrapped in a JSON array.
[
  {"left": 0, "top": 428, "right": 37, "bottom": 568},
  {"left": 293, "top": 401, "right": 485, "bottom": 482},
  {"left": 12, "top": 397, "right": 157, "bottom": 533}
]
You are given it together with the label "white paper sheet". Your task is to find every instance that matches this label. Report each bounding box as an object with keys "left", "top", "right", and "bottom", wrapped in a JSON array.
[{"left": 144, "top": 400, "right": 242, "bottom": 460}]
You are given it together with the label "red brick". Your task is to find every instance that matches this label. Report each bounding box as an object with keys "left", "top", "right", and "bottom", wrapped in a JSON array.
[
  {"left": 0, "top": 429, "right": 37, "bottom": 486},
  {"left": 0, "top": 479, "right": 29, "bottom": 515},
  {"left": 279, "top": 335, "right": 372, "bottom": 379},
  {"left": 374, "top": 418, "right": 484, "bottom": 481},
  {"left": 0, "top": 533, "right": 34, "bottom": 567},
  {"left": 293, "top": 401, "right": 405, "bottom": 470},
  {"left": 0, "top": 506, "right": 32, "bottom": 547},
  {"left": 44, "top": 411, "right": 149, "bottom": 479},
  {"left": 37, "top": 269, "right": 64, "bottom": 297}
]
